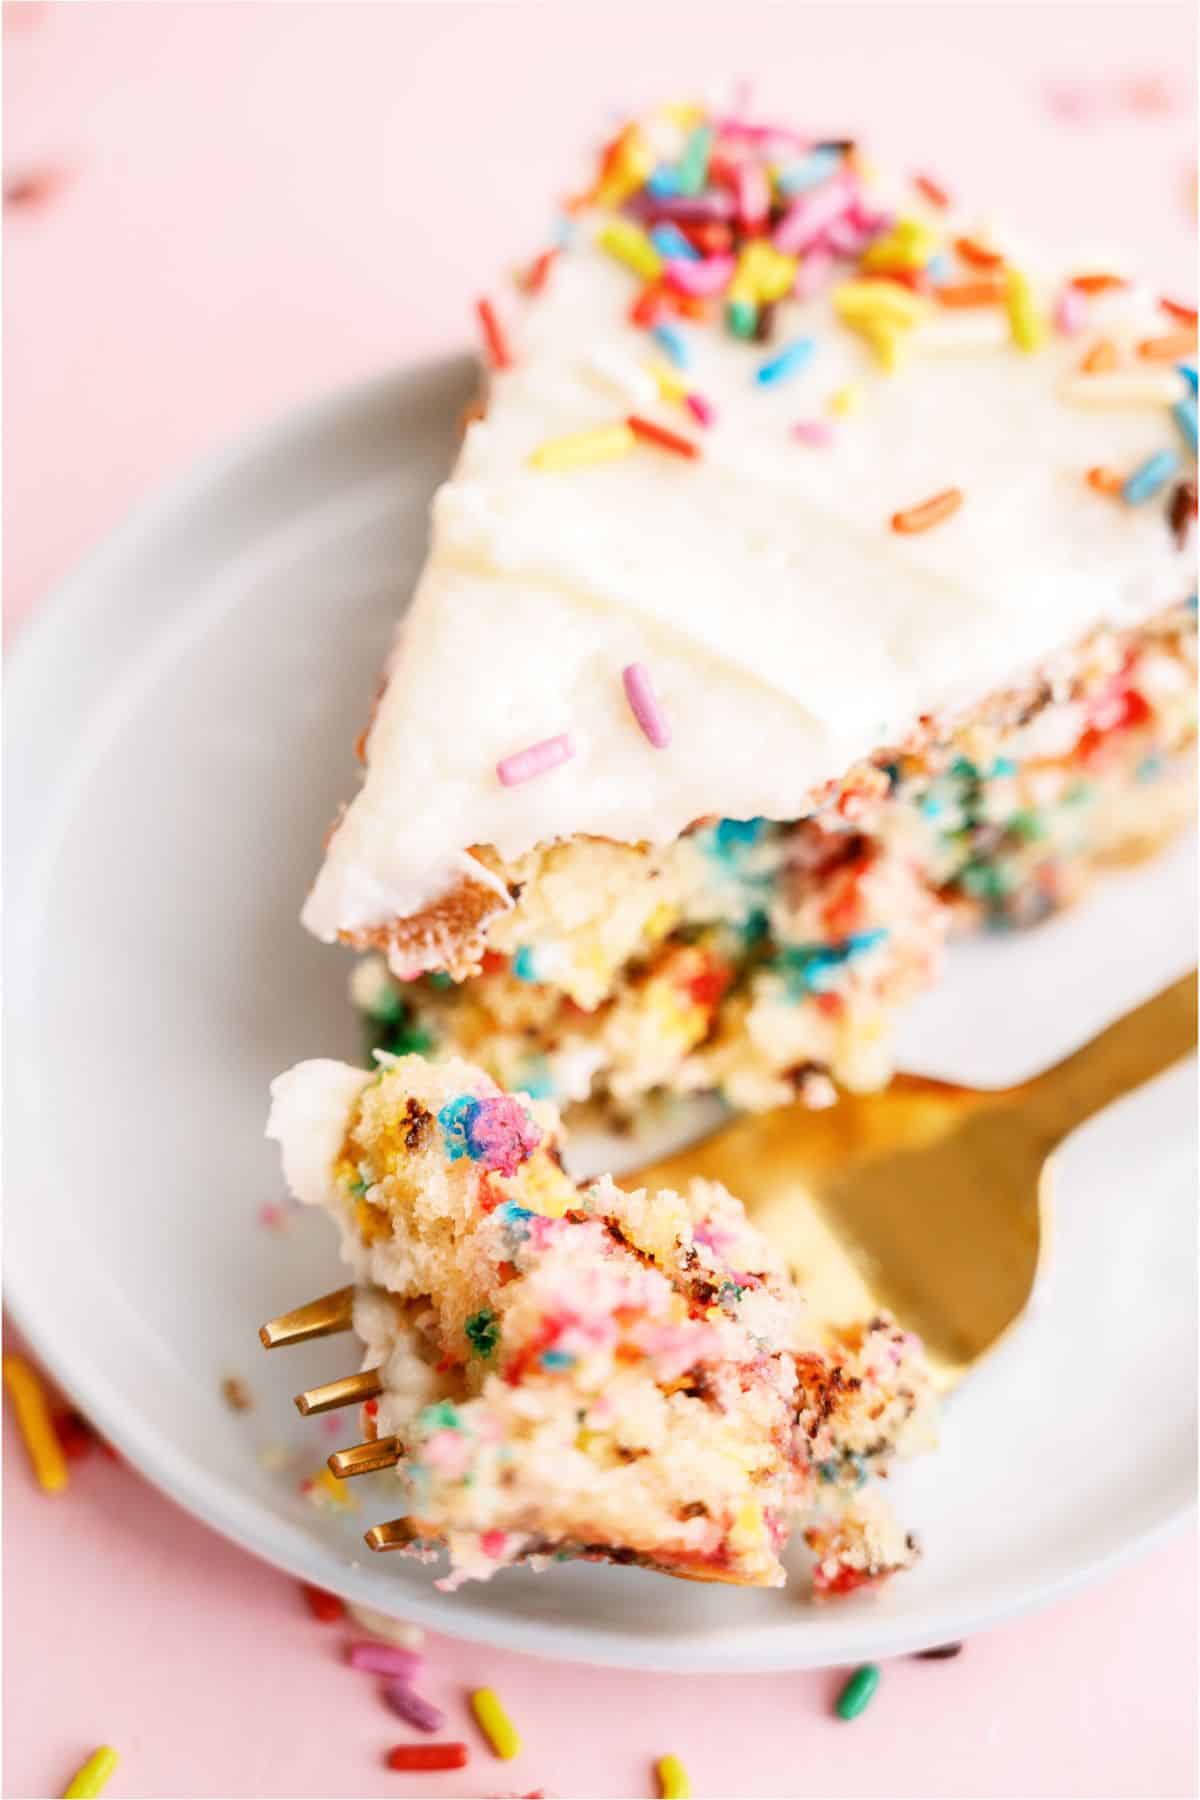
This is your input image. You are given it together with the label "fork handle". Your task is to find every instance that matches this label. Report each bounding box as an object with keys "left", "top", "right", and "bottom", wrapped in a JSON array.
[{"left": 1020, "top": 971, "right": 1196, "bottom": 1148}]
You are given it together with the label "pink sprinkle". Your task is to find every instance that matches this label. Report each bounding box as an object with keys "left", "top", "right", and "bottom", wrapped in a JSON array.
[
  {"left": 258, "top": 1201, "right": 286, "bottom": 1230},
  {"left": 713, "top": 117, "right": 810, "bottom": 150},
  {"left": 736, "top": 162, "right": 771, "bottom": 232},
  {"left": 792, "top": 247, "right": 835, "bottom": 300},
  {"left": 1054, "top": 285, "right": 1088, "bottom": 335},
  {"left": 621, "top": 663, "right": 671, "bottom": 749},
  {"left": 497, "top": 734, "right": 574, "bottom": 786},
  {"left": 383, "top": 1680, "right": 446, "bottom": 1733},
  {"left": 792, "top": 420, "right": 835, "bottom": 447},
  {"left": 480, "top": 1529, "right": 508, "bottom": 1558},
  {"left": 823, "top": 216, "right": 872, "bottom": 257},
  {"left": 685, "top": 391, "right": 716, "bottom": 427},
  {"left": 664, "top": 253, "right": 735, "bottom": 297},
  {"left": 773, "top": 171, "right": 856, "bottom": 255},
  {"left": 348, "top": 1641, "right": 426, "bottom": 1680}
]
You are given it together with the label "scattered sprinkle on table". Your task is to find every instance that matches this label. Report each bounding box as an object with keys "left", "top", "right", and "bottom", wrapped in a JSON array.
[
  {"left": 651, "top": 320, "right": 692, "bottom": 368},
  {"left": 1005, "top": 267, "right": 1046, "bottom": 351},
  {"left": 1160, "top": 296, "right": 1199, "bottom": 327},
  {"left": 1172, "top": 395, "right": 1198, "bottom": 453},
  {"left": 385, "top": 1743, "right": 469, "bottom": 1772},
  {"left": 1139, "top": 329, "right": 1198, "bottom": 362},
  {"left": 497, "top": 734, "right": 575, "bottom": 787},
  {"left": 471, "top": 1686, "right": 522, "bottom": 1760},
  {"left": 3, "top": 1354, "right": 68, "bottom": 1493},
  {"left": 300, "top": 1582, "right": 343, "bottom": 1622},
  {"left": 1080, "top": 338, "right": 1119, "bottom": 374},
  {"left": 891, "top": 487, "right": 964, "bottom": 534},
  {"left": 528, "top": 424, "right": 635, "bottom": 470},
  {"left": 835, "top": 1663, "right": 881, "bottom": 1720},
  {"left": 63, "top": 1746, "right": 119, "bottom": 1799},
  {"left": 656, "top": 1752, "right": 692, "bottom": 1798},
  {"left": 383, "top": 1679, "right": 446, "bottom": 1733},
  {"left": 348, "top": 1640, "right": 425, "bottom": 1680},
  {"left": 1087, "top": 466, "right": 1124, "bottom": 496},
  {"left": 793, "top": 419, "right": 835, "bottom": 447},
  {"left": 622, "top": 661, "right": 671, "bottom": 747},
  {"left": 915, "top": 1640, "right": 965, "bottom": 1660}
]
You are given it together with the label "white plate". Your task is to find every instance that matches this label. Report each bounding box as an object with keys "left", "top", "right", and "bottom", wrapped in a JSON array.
[{"left": 6, "top": 358, "right": 1196, "bottom": 1671}]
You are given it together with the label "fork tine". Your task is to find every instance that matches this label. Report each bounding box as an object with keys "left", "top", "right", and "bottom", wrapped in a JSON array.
[
  {"left": 365, "top": 1518, "right": 424, "bottom": 1553},
  {"left": 259, "top": 1285, "right": 355, "bottom": 1350},
  {"left": 328, "top": 1436, "right": 403, "bottom": 1479},
  {"left": 294, "top": 1367, "right": 383, "bottom": 1416}
]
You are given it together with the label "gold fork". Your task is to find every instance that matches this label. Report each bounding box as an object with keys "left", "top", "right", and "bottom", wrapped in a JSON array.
[{"left": 260, "top": 973, "right": 1195, "bottom": 1549}]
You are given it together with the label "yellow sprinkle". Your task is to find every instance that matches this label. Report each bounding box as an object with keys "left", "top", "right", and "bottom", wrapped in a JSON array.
[
  {"left": 63, "top": 1747, "right": 119, "bottom": 1800},
  {"left": 308, "top": 1464, "right": 357, "bottom": 1511},
  {"left": 471, "top": 1686, "right": 522, "bottom": 1760},
  {"left": 596, "top": 135, "right": 655, "bottom": 209},
  {"left": 834, "top": 278, "right": 927, "bottom": 330},
  {"left": 1058, "top": 370, "right": 1186, "bottom": 409},
  {"left": 1005, "top": 267, "right": 1047, "bottom": 352},
  {"left": 657, "top": 1753, "right": 692, "bottom": 1799},
  {"left": 860, "top": 215, "right": 940, "bottom": 272},
  {"left": 862, "top": 318, "right": 906, "bottom": 373},
  {"left": 661, "top": 100, "right": 705, "bottom": 128},
  {"left": 737, "top": 238, "right": 798, "bottom": 303},
  {"left": 828, "top": 383, "right": 863, "bottom": 416},
  {"left": 596, "top": 217, "right": 663, "bottom": 282},
  {"left": 729, "top": 1499, "right": 767, "bottom": 1551},
  {"left": 644, "top": 359, "right": 689, "bottom": 405},
  {"left": 514, "top": 1155, "right": 575, "bottom": 1219},
  {"left": 529, "top": 424, "right": 636, "bottom": 471},
  {"left": 3, "top": 1354, "right": 68, "bottom": 1494}
]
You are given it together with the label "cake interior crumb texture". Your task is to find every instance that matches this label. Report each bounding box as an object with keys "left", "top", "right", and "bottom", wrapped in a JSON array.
[{"left": 268, "top": 1054, "right": 936, "bottom": 1591}]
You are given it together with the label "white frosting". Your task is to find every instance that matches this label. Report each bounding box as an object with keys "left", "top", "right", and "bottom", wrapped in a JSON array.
[
  {"left": 303, "top": 140, "right": 1192, "bottom": 952},
  {"left": 266, "top": 1060, "right": 369, "bottom": 1206}
]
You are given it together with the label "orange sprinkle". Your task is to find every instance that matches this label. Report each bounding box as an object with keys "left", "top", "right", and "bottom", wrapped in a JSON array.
[
  {"left": 936, "top": 277, "right": 1006, "bottom": 308},
  {"left": 1080, "top": 338, "right": 1119, "bottom": 373},
  {"left": 914, "top": 172, "right": 951, "bottom": 209},
  {"left": 1070, "top": 272, "right": 1129, "bottom": 295},
  {"left": 1138, "top": 329, "right": 1198, "bottom": 361},
  {"left": 1160, "top": 295, "right": 1199, "bottom": 327},
  {"left": 891, "top": 487, "right": 964, "bottom": 534},
  {"left": 955, "top": 235, "right": 1005, "bottom": 270},
  {"left": 1086, "top": 466, "right": 1124, "bottom": 495},
  {"left": 476, "top": 297, "right": 513, "bottom": 371},
  {"left": 627, "top": 414, "right": 702, "bottom": 460},
  {"left": 524, "top": 248, "right": 558, "bottom": 295},
  {"left": 629, "top": 283, "right": 665, "bottom": 328},
  {"left": 664, "top": 291, "right": 711, "bottom": 320}
]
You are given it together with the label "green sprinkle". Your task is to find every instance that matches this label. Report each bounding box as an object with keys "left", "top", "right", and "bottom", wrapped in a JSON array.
[
  {"left": 727, "top": 297, "right": 758, "bottom": 339},
  {"left": 365, "top": 983, "right": 408, "bottom": 1025},
  {"left": 465, "top": 1307, "right": 500, "bottom": 1359},
  {"left": 675, "top": 125, "right": 713, "bottom": 196},
  {"left": 835, "top": 1663, "right": 880, "bottom": 1720},
  {"left": 426, "top": 971, "right": 455, "bottom": 991}
]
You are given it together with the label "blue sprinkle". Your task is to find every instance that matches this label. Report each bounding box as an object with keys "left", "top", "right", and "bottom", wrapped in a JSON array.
[
  {"left": 651, "top": 320, "right": 692, "bottom": 369},
  {"left": 709, "top": 817, "right": 768, "bottom": 859},
  {"left": 775, "top": 929, "right": 889, "bottom": 998},
  {"left": 512, "top": 946, "right": 539, "bottom": 982},
  {"left": 990, "top": 756, "right": 1018, "bottom": 778},
  {"left": 1172, "top": 395, "right": 1197, "bottom": 454},
  {"left": 437, "top": 1094, "right": 480, "bottom": 1161},
  {"left": 552, "top": 215, "right": 577, "bottom": 250},
  {"left": 816, "top": 1458, "right": 840, "bottom": 1484},
  {"left": 518, "top": 1057, "right": 554, "bottom": 1101},
  {"left": 1123, "top": 449, "right": 1180, "bottom": 505},
  {"left": 1178, "top": 361, "right": 1198, "bottom": 395},
  {"left": 647, "top": 165, "right": 681, "bottom": 198},
  {"left": 650, "top": 221, "right": 699, "bottom": 262},
  {"left": 539, "top": 1349, "right": 576, "bottom": 1369},
  {"left": 1137, "top": 752, "right": 1164, "bottom": 783},
  {"left": 776, "top": 146, "right": 841, "bottom": 196},
  {"left": 756, "top": 337, "right": 815, "bottom": 387},
  {"left": 1188, "top": 594, "right": 1198, "bottom": 612},
  {"left": 926, "top": 251, "right": 952, "bottom": 285}
]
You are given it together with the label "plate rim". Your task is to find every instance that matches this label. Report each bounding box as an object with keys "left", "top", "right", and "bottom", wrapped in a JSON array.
[{"left": 5, "top": 356, "right": 1195, "bottom": 1673}]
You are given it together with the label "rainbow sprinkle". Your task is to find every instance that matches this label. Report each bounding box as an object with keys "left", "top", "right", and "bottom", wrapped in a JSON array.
[
  {"left": 756, "top": 336, "right": 815, "bottom": 385},
  {"left": 891, "top": 487, "right": 964, "bottom": 534},
  {"left": 471, "top": 1686, "right": 522, "bottom": 1760},
  {"left": 496, "top": 734, "right": 576, "bottom": 786},
  {"left": 528, "top": 424, "right": 635, "bottom": 470},
  {"left": 656, "top": 1753, "right": 692, "bottom": 1798},
  {"left": 63, "top": 1749, "right": 119, "bottom": 1800},
  {"left": 3, "top": 1354, "right": 68, "bottom": 1493},
  {"left": 1123, "top": 449, "right": 1180, "bottom": 504},
  {"left": 622, "top": 662, "right": 672, "bottom": 747}
]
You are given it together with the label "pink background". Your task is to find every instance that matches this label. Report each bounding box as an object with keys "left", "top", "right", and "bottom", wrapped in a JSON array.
[{"left": 4, "top": 3, "right": 1196, "bottom": 1796}]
